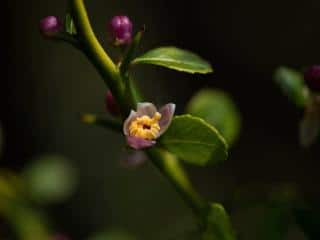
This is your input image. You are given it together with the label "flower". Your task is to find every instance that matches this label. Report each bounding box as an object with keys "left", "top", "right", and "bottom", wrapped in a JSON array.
[
  {"left": 304, "top": 65, "right": 320, "bottom": 92},
  {"left": 123, "top": 102, "right": 176, "bottom": 149},
  {"left": 108, "top": 15, "right": 133, "bottom": 45},
  {"left": 39, "top": 16, "right": 62, "bottom": 37},
  {"left": 105, "top": 90, "right": 119, "bottom": 116}
]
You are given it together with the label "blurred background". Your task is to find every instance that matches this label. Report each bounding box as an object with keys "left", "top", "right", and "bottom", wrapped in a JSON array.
[{"left": 1, "top": 0, "right": 320, "bottom": 239}]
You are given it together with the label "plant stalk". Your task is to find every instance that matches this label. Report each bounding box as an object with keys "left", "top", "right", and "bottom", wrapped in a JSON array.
[{"left": 69, "top": 0, "right": 207, "bottom": 223}]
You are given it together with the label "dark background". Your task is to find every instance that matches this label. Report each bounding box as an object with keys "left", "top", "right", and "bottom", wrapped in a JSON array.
[{"left": 1, "top": 0, "right": 320, "bottom": 239}]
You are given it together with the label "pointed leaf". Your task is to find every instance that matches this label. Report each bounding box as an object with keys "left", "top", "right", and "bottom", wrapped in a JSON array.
[
  {"left": 132, "top": 47, "right": 213, "bottom": 74},
  {"left": 159, "top": 115, "right": 228, "bottom": 166},
  {"left": 202, "top": 203, "right": 236, "bottom": 240}
]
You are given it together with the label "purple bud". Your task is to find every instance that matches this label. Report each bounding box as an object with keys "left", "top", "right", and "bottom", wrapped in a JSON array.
[
  {"left": 105, "top": 91, "right": 119, "bottom": 115},
  {"left": 108, "top": 15, "right": 133, "bottom": 45},
  {"left": 40, "top": 16, "right": 62, "bottom": 37},
  {"left": 304, "top": 65, "right": 320, "bottom": 92}
]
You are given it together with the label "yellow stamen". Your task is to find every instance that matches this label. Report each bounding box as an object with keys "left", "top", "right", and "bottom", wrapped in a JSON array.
[{"left": 129, "top": 112, "right": 161, "bottom": 140}]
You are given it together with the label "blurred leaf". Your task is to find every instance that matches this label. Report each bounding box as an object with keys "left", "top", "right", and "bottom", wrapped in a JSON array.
[
  {"left": 294, "top": 206, "right": 320, "bottom": 240},
  {"left": 256, "top": 205, "right": 291, "bottom": 240},
  {"left": 187, "top": 89, "right": 241, "bottom": 146},
  {"left": 1, "top": 200, "right": 51, "bottom": 240},
  {"left": 132, "top": 47, "right": 213, "bottom": 74},
  {"left": 65, "top": 13, "right": 77, "bottom": 35},
  {"left": 89, "top": 230, "right": 136, "bottom": 240},
  {"left": 202, "top": 203, "right": 236, "bottom": 240},
  {"left": 299, "top": 104, "right": 320, "bottom": 147},
  {"left": 274, "top": 67, "right": 309, "bottom": 108},
  {"left": 0, "top": 170, "right": 22, "bottom": 202},
  {"left": 159, "top": 115, "right": 228, "bottom": 166},
  {"left": 23, "top": 155, "right": 77, "bottom": 204}
]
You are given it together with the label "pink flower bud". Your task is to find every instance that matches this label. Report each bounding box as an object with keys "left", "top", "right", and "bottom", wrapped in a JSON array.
[
  {"left": 39, "top": 16, "right": 62, "bottom": 37},
  {"left": 108, "top": 15, "right": 133, "bottom": 45},
  {"left": 105, "top": 91, "right": 120, "bottom": 115}
]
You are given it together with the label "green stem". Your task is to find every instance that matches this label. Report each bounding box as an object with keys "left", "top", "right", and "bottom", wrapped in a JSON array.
[
  {"left": 147, "top": 148, "right": 207, "bottom": 222},
  {"left": 69, "top": 0, "right": 207, "bottom": 225},
  {"left": 80, "top": 113, "right": 122, "bottom": 132},
  {"left": 70, "top": 0, "right": 131, "bottom": 116}
]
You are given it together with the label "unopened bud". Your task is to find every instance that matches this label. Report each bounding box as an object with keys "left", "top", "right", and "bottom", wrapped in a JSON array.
[
  {"left": 40, "top": 16, "right": 62, "bottom": 37},
  {"left": 108, "top": 15, "right": 133, "bottom": 45},
  {"left": 105, "top": 91, "right": 120, "bottom": 115}
]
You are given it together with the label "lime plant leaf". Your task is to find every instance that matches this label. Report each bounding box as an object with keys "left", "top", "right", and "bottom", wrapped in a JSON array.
[
  {"left": 159, "top": 115, "right": 228, "bottom": 166},
  {"left": 187, "top": 89, "right": 241, "bottom": 146},
  {"left": 23, "top": 155, "right": 77, "bottom": 204},
  {"left": 132, "top": 47, "right": 213, "bottom": 74},
  {"left": 202, "top": 203, "right": 236, "bottom": 240},
  {"left": 274, "top": 67, "right": 310, "bottom": 108},
  {"left": 65, "top": 13, "right": 77, "bottom": 35}
]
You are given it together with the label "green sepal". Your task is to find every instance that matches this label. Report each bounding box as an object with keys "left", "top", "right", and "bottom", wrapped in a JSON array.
[{"left": 65, "top": 13, "right": 77, "bottom": 35}]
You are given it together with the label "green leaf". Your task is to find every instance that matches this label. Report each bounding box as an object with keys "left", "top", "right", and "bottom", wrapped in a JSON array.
[
  {"left": 202, "top": 203, "right": 236, "bottom": 240},
  {"left": 274, "top": 67, "right": 309, "bottom": 108},
  {"left": 23, "top": 155, "right": 77, "bottom": 204},
  {"left": 159, "top": 115, "right": 228, "bottom": 166},
  {"left": 65, "top": 13, "right": 77, "bottom": 35},
  {"left": 187, "top": 89, "right": 241, "bottom": 146},
  {"left": 132, "top": 47, "right": 213, "bottom": 74}
]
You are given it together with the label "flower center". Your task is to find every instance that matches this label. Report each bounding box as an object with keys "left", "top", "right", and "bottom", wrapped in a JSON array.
[{"left": 129, "top": 112, "right": 162, "bottom": 140}]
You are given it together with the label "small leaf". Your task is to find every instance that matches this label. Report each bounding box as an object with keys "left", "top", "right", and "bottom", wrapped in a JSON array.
[
  {"left": 274, "top": 67, "right": 309, "bottom": 108},
  {"left": 132, "top": 47, "right": 213, "bottom": 74},
  {"left": 187, "top": 89, "right": 241, "bottom": 146},
  {"left": 65, "top": 13, "right": 77, "bottom": 35},
  {"left": 202, "top": 203, "right": 236, "bottom": 240},
  {"left": 159, "top": 115, "right": 228, "bottom": 166}
]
